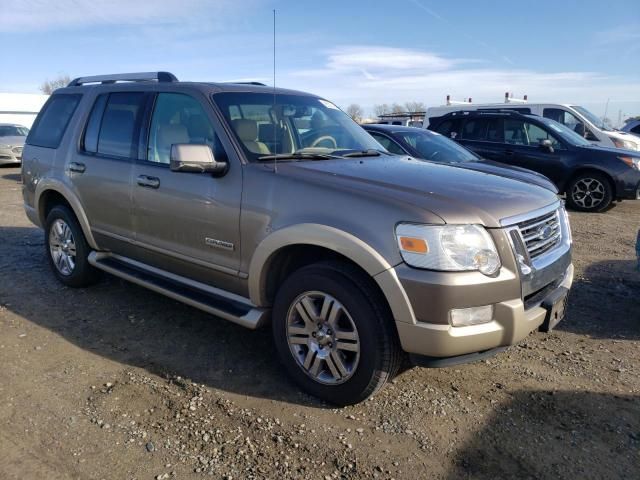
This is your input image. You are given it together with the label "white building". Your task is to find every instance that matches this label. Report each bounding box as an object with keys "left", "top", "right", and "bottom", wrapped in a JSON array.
[{"left": 0, "top": 93, "right": 49, "bottom": 128}]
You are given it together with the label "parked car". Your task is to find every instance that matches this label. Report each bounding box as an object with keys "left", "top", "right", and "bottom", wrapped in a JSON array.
[
  {"left": 425, "top": 101, "right": 640, "bottom": 151},
  {"left": 22, "top": 72, "right": 573, "bottom": 405},
  {"left": 362, "top": 124, "right": 557, "bottom": 192},
  {"left": 622, "top": 118, "right": 640, "bottom": 138},
  {"left": 0, "top": 123, "right": 29, "bottom": 165},
  {"left": 429, "top": 111, "right": 640, "bottom": 212}
]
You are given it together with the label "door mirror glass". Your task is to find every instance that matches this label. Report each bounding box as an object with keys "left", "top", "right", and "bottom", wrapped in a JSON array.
[{"left": 170, "top": 144, "right": 228, "bottom": 175}]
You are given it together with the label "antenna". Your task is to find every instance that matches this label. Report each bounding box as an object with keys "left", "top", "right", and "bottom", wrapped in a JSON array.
[{"left": 273, "top": 9, "right": 278, "bottom": 174}]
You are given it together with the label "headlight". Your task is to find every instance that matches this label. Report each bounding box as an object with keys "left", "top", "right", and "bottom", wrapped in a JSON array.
[
  {"left": 612, "top": 138, "right": 639, "bottom": 151},
  {"left": 396, "top": 223, "right": 501, "bottom": 275},
  {"left": 619, "top": 156, "right": 640, "bottom": 170}
]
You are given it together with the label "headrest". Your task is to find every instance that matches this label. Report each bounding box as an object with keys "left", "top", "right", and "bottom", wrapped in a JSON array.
[{"left": 232, "top": 119, "right": 258, "bottom": 142}]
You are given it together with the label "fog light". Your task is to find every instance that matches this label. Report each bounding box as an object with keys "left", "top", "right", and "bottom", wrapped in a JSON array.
[{"left": 450, "top": 305, "right": 494, "bottom": 327}]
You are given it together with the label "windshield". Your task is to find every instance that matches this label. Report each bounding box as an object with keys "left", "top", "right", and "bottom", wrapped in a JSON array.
[
  {"left": 536, "top": 117, "right": 592, "bottom": 146},
  {"left": 212, "top": 92, "right": 383, "bottom": 161},
  {"left": 397, "top": 129, "right": 478, "bottom": 162},
  {"left": 0, "top": 125, "right": 29, "bottom": 137},
  {"left": 571, "top": 106, "right": 609, "bottom": 131}
]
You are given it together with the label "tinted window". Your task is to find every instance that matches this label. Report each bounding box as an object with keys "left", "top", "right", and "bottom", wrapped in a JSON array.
[
  {"left": 486, "top": 119, "right": 503, "bottom": 142},
  {"left": 461, "top": 118, "right": 491, "bottom": 140},
  {"left": 83, "top": 94, "right": 108, "bottom": 153},
  {"left": 26, "top": 94, "right": 81, "bottom": 148},
  {"left": 368, "top": 132, "right": 406, "bottom": 155},
  {"left": 97, "top": 92, "right": 145, "bottom": 158},
  {"left": 148, "top": 93, "right": 227, "bottom": 164},
  {"left": 632, "top": 124, "right": 640, "bottom": 134},
  {"left": 433, "top": 119, "right": 461, "bottom": 139}
]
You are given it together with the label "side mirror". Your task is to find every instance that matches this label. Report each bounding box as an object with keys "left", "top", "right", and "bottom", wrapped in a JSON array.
[
  {"left": 574, "top": 123, "right": 586, "bottom": 137},
  {"left": 170, "top": 144, "right": 228, "bottom": 176},
  {"left": 540, "top": 139, "right": 554, "bottom": 153}
]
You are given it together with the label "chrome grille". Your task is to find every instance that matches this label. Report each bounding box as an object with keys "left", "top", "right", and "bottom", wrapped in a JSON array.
[{"left": 516, "top": 209, "right": 561, "bottom": 259}]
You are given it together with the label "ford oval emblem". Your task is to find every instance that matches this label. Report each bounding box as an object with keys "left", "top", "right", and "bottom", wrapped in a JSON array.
[{"left": 540, "top": 225, "right": 553, "bottom": 240}]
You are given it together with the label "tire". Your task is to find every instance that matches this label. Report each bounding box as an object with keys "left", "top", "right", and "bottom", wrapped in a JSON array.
[
  {"left": 566, "top": 172, "right": 613, "bottom": 212},
  {"left": 272, "top": 261, "right": 403, "bottom": 406},
  {"left": 45, "top": 205, "right": 99, "bottom": 287}
]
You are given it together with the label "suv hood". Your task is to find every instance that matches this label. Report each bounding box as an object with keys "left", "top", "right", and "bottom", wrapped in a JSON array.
[
  {"left": 280, "top": 156, "right": 558, "bottom": 227},
  {"left": 606, "top": 130, "right": 640, "bottom": 149},
  {"left": 458, "top": 160, "right": 557, "bottom": 193}
]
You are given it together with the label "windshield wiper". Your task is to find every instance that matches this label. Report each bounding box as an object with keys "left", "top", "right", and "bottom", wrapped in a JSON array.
[
  {"left": 340, "top": 149, "right": 382, "bottom": 158},
  {"left": 257, "top": 152, "right": 339, "bottom": 161}
]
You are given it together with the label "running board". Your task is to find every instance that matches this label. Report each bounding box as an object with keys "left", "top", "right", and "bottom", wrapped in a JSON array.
[{"left": 88, "top": 252, "right": 267, "bottom": 329}]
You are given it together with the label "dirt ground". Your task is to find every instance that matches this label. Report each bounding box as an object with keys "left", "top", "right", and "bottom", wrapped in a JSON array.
[{"left": 0, "top": 165, "right": 638, "bottom": 480}]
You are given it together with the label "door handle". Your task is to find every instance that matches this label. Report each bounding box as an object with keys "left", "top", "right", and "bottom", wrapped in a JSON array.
[
  {"left": 504, "top": 149, "right": 515, "bottom": 156},
  {"left": 137, "top": 175, "right": 160, "bottom": 189},
  {"left": 68, "top": 162, "right": 86, "bottom": 173}
]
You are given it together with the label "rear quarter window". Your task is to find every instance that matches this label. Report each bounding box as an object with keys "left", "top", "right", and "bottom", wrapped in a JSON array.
[{"left": 26, "top": 94, "right": 82, "bottom": 149}]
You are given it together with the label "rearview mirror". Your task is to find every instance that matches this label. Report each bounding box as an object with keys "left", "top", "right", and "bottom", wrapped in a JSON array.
[
  {"left": 170, "top": 144, "right": 228, "bottom": 176},
  {"left": 540, "top": 139, "right": 554, "bottom": 153}
]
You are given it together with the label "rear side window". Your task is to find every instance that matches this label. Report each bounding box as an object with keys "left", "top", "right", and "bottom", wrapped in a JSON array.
[
  {"left": 461, "top": 118, "right": 491, "bottom": 140},
  {"left": 95, "top": 92, "right": 145, "bottom": 158},
  {"left": 26, "top": 94, "right": 81, "bottom": 149},
  {"left": 83, "top": 94, "right": 108, "bottom": 153},
  {"left": 433, "top": 119, "right": 461, "bottom": 139},
  {"left": 631, "top": 124, "right": 640, "bottom": 135}
]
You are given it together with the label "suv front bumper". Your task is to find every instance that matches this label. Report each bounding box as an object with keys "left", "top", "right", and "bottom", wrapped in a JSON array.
[{"left": 392, "top": 263, "right": 573, "bottom": 359}]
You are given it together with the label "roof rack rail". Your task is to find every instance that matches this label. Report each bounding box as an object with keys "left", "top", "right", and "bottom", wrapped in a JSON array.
[
  {"left": 223, "top": 81, "right": 267, "bottom": 86},
  {"left": 67, "top": 71, "right": 178, "bottom": 87},
  {"left": 441, "top": 109, "right": 527, "bottom": 118}
]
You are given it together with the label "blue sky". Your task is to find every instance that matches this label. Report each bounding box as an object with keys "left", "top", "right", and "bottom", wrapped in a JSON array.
[{"left": 1, "top": 0, "right": 639, "bottom": 121}]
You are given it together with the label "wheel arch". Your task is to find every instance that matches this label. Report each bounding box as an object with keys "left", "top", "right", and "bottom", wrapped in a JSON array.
[
  {"left": 248, "top": 224, "right": 416, "bottom": 324},
  {"left": 564, "top": 167, "right": 616, "bottom": 198},
  {"left": 36, "top": 180, "right": 99, "bottom": 250}
]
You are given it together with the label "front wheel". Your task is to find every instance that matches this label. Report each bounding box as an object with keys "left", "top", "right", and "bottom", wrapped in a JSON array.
[
  {"left": 566, "top": 172, "right": 613, "bottom": 212},
  {"left": 272, "top": 262, "right": 402, "bottom": 406}
]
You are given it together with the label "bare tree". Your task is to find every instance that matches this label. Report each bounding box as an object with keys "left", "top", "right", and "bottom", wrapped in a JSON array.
[
  {"left": 345, "top": 104, "right": 364, "bottom": 123},
  {"left": 40, "top": 75, "right": 72, "bottom": 94},
  {"left": 373, "top": 104, "right": 391, "bottom": 117},
  {"left": 404, "top": 101, "right": 426, "bottom": 112},
  {"left": 391, "top": 103, "right": 405, "bottom": 113}
]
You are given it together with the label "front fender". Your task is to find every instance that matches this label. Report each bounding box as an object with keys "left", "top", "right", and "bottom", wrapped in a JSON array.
[{"left": 248, "top": 223, "right": 417, "bottom": 324}]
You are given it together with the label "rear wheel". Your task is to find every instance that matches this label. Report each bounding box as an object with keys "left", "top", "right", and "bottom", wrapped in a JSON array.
[
  {"left": 45, "top": 205, "right": 99, "bottom": 287},
  {"left": 566, "top": 172, "right": 613, "bottom": 212},
  {"left": 272, "top": 261, "right": 402, "bottom": 406}
]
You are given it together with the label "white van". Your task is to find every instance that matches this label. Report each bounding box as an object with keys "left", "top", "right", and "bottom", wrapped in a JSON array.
[{"left": 424, "top": 100, "right": 640, "bottom": 151}]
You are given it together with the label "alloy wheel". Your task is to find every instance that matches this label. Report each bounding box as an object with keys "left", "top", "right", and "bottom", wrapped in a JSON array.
[
  {"left": 286, "top": 291, "right": 360, "bottom": 385},
  {"left": 49, "top": 219, "right": 76, "bottom": 276},
  {"left": 571, "top": 177, "right": 605, "bottom": 209}
]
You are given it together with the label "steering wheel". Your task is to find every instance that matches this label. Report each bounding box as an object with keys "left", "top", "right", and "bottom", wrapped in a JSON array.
[{"left": 310, "top": 135, "right": 338, "bottom": 149}]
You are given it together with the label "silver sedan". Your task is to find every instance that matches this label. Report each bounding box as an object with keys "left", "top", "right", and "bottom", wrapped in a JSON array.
[{"left": 0, "top": 123, "right": 29, "bottom": 166}]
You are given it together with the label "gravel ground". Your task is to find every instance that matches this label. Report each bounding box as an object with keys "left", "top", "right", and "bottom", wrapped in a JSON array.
[{"left": 0, "top": 166, "right": 638, "bottom": 479}]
